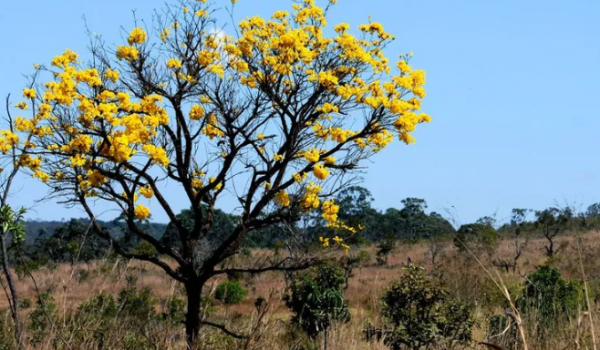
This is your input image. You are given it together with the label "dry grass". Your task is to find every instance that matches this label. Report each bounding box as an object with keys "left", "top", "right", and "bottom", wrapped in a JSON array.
[{"left": 3, "top": 230, "right": 600, "bottom": 349}]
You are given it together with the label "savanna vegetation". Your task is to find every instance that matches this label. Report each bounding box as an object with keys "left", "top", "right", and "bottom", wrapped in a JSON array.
[{"left": 0, "top": 1, "right": 598, "bottom": 350}]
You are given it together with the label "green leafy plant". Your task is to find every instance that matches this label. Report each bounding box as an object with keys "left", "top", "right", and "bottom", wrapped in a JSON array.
[
  {"left": 376, "top": 233, "right": 396, "bottom": 265},
  {"left": 380, "top": 264, "right": 474, "bottom": 350},
  {"left": 284, "top": 263, "right": 351, "bottom": 343},
  {"left": 518, "top": 266, "right": 581, "bottom": 324},
  {"left": 214, "top": 281, "right": 248, "bottom": 305},
  {"left": 453, "top": 221, "right": 498, "bottom": 256}
]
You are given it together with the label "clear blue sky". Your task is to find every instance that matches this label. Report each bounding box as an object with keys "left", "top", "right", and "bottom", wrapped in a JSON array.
[{"left": 1, "top": 0, "right": 599, "bottom": 225}]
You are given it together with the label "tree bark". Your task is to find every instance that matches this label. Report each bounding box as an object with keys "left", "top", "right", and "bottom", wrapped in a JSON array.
[
  {"left": 185, "top": 280, "right": 204, "bottom": 349},
  {"left": 0, "top": 233, "right": 23, "bottom": 350}
]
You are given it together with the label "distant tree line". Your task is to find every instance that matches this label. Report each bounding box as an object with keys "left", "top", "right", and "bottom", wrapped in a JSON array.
[{"left": 16, "top": 186, "right": 600, "bottom": 265}]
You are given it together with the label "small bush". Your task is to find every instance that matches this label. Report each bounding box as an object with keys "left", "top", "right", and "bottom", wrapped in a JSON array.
[
  {"left": 77, "top": 293, "right": 118, "bottom": 319},
  {"left": 453, "top": 223, "right": 498, "bottom": 255},
  {"left": 214, "top": 281, "right": 248, "bottom": 305},
  {"left": 18, "top": 299, "right": 31, "bottom": 309},
  {"left": 118, "top": 286, "right": 157, "bottom": 320},
  {"left": 380, "top": 264, "right": 474, "bottom": 350},
  {"left": 284, "top": 263, "right": 351, "bottom": 339},
  {"left": 28, "top": 292, "right": 57, "bottom": 346},
  {"left": 518, "top": 265, "right": 581, "bottom": 324}
]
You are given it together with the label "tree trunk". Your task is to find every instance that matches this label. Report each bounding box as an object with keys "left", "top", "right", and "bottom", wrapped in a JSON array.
[
  {"left": 185, "top": 281, "right": 204, "bottom": 349},
  {"left": 0, "top": 234, "right": 23, "bottom": 350}
]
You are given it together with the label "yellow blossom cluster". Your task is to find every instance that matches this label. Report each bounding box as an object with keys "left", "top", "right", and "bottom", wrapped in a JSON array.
[
  {"left": 134, "top": 204, "right": 150, "bottom": 220},
  {"left": 313, "top": 163, "right": 329, "bottom": 180},
  {"left": 1, "top": 0, "right": 430, "bottom": 248},
  {"left": 321, "top": 200, "right": 339, "bottom": 223},
  {"left": 275, "top": 190, "right": 290, "bottom": 207},
  {"left": 319, "top": 234, "right": 350, "bottom": 254},
  {"left": 202, "top": 114, "right": 224, "bottom": 139},
  {"left": 139, "top": 185, "right": 154, "bottom": 198},
  {"left": 301, "top": 182, "right": 321, "bottom": 210},
  {"left": 189, "top": 105, "right": 205, "bottom": 120}
]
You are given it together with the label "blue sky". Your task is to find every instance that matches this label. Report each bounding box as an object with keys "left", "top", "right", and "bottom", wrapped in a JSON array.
[{"left": 1, "top": 0, "right": 599, "bottom": 225}]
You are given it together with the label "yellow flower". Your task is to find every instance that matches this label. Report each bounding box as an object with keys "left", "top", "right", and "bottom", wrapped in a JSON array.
[
  {"left": 313, "top": 163, "right": 330, "bottom": 180},
  {"left": 14, "top": 102, "right": 28, "bottom": 110},
  {"left": 116, "top": 46, "right": 139, "bottom": 61},
  {"left": 292, "top": 172, "right": 307, "bottom": 183},
  {"left": 274, "top": 190, "right": 290, "bottom": 207},
  {"left": 333, "top": 236, "right": 343, "bottom": 244},
  {"left": 322, "top": 200, "right": 339, "bottom": 223},
  {"left": 128, "top": 27, "right": 147, "bottom": 45},
  {"left": 139, "top": 185, "right": 154, "bottom": 198},
  {"left": 334, "top": 23, "right": 349, "bottom": 33},
  {"left": 273, "top": 154, "right": 284, "bottom": 162},
  {"left": 142, "top": 144, "right": 170, "bottom": 167},
  {"left": 301, "top": 182, "right": 321, "bottom": 210},
  {"left": 104, "top": 68, "right": 120, "bottom": 83},
  {"left": 323, "top": 156, "right": 335, "bottom": 164},
  {"left": 209, "top": 176, "right": 222, "bottom": 190},
  {"left": 134, "top": 204, "right": 150, "bottom": 220},
  {"left": 202, "top": 114, "right": 224, "bottom": 139},
  {"left": 341, "top": 243, "right": 350, "bottom": 254},
  {"left": 70, "top": 154, "right": 87, "bottom": 167},
  {"left": 257, "top": 133, "right": 265, "bottom": 140},
  {"left": 23, "top": 88, "right": 36, "bottom": 99},
  {"left": 167, "top": 58, "right": 182, "bottom": 69},
  {"left": 192, "top": 178, "right": 204, "bottom": 189},
  {"left": 302, "top": 148, "right": 320, "bottom": 163}
]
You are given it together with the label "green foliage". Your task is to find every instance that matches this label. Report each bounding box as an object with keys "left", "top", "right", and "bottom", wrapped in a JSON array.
[
  {"left": 77, "top": 293, "right": 118, "bottom": 320},
  {"left": 518, "top": 266, "right": 581, "bottom": 323},
  {"left": 284, "top": 263, "right": 351, "bottom": 339},
  {"left": 214, "top": 280, "right": 248, "bottom": 305},
  {"left": 117, "top": 285, "right": 158, "bottom": 320},
  {"left": 160, "top": 207, "right": 236, "bottom": 255},
  {"left": 28, "top": 292, "right": 57, "bottom": 346},
  {"left": 0, "top": 205, "right": 27, "bottom": 245},
  {"left": 132, "top": 240, "right": 158, "bottom": 256},
  {"left": 380, "top": 265, "right": 474, "bottom": 350},
  {"left": 535, "top": 207, "right": 572, "bottom": 256},
  {"left": 376, "top": 233, "right": 396, "bottom": 265},
  {"left": 28, "top": 219, "right": 111, "bottom": 263},
  {"left": 453, "top": 220, "right": 498, "bottom": 255},
  {"left": 162, "top": 296, "right": 186, "bottom": 325}
]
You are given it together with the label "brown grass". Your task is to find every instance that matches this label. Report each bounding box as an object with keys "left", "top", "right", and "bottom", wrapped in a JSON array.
[{"left": 3, "top": 230, "right": 600, "bottom": 349}]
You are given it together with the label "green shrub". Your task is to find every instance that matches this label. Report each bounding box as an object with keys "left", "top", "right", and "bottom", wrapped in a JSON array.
[
  {"left": 284, "top": 263, "right": 350, "bottom": 339},
  {"left": 77, "top": 293, "right": 118, "bottom": 319},
  {"left": 28, "top": 292, "right": 57, "bottom": 346},
  {"left": 380, "top": 265, "right": 474, "bottom": 350},
  {"left": 453, "top": 222, "right": 498, "bottom": 255},
  {"left": 118, "top": 286, "right": 157, "bottom": 320},
  {"left": 518, "top": 266, "right": 581, "bottom": 323},
  {"left": 376, "top": 233, "right": 396, "bottom": 265},
  {"left": 214, "top": 281, "right": 248, "bottom": 305},
  {"left": 18, "top": 299, "right": 31, "bottom": 309},
  {"left": 160, "top": 296, "right": 186, "bottom": 325}
]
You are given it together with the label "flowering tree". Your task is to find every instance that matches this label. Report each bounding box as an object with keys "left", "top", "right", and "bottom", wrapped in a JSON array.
[{"left": 1, "top": 0, "right": 429, "bottom": 346}]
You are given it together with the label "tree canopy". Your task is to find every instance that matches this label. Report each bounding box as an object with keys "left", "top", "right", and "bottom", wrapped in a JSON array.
[{"left": 1, "top": 0, "right": 430, "bottom": 345}]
